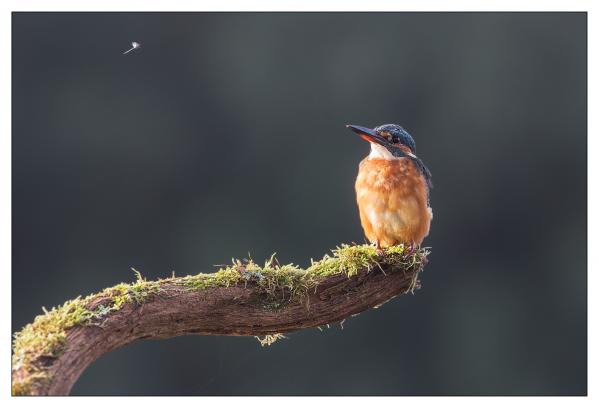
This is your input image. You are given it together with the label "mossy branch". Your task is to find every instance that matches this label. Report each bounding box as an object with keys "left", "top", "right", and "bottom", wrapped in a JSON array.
[{"left": 12, "top": 244, "right": 429, "bottom": 396}]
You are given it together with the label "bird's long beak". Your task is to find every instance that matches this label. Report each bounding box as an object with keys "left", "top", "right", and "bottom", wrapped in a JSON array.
[{"left": 346, "top": 124, "right": 388, "bottom": 146}]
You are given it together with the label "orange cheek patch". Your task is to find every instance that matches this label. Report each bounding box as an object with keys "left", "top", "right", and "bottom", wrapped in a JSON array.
[{"left": 397, "top": 144, "right": 414, "bottom": 155}]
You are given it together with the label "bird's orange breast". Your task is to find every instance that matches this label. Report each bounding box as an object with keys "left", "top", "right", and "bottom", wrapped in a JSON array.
[{"left": 355, "top": 157, "right": 432, "bottom": 247}]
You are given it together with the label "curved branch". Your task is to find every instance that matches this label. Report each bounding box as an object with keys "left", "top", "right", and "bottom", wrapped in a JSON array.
[{"left": 12, "top": 245, "right": 429, "bottom": 395}]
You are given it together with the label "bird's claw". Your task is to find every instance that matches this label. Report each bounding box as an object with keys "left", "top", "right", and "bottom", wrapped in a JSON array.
[{"left": 406, "top": 241, "right": 416, "bottom": 255}]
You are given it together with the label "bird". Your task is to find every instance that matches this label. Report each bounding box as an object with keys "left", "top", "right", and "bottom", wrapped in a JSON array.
[{"left": 347, "top": 123, "right": 433, "bottom": 252}]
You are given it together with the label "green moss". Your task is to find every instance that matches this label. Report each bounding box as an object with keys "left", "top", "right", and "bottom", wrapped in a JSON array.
[
  {"left": 12, "top": 244, "right": 429, "bottom": 395},
  {"left": 99, "top": 270, "right": 162, "bottom": 312},
  {"left": 175, "top": 243, "right": 428, "bottom": 309},
  {"left": 11, "top": 296, "right": 94, "bottom": 395},
  {"left": 12, "top": 297, "right": 93, "bottom": 366},
  {"left": 11, "top": 371, "right": 50, "bottom": 396},
  {"left": 12, "top": 270, "right": 161, "bottom": 395},
  {"left": 176, "top": 265, "right": 243, "bottom": 290},
  {"left": 255, "top": 333, "right": 287, "bottom": 346}
]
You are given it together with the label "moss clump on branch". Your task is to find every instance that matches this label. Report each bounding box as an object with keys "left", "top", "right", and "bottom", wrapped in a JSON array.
[
  {"left": 12, "top": 243, "right": 429, "bottom": 395},
  {"left": 11, "top": 297, "right": 94, "bottom": 395},
  {"left": 102, "top": 269, "right": 162, "bottom": 311},
  {"left": 12, "top": 271, "right": 162, "bottom": 395},
  {"left": 176, "top": 244, "right": 426, "bottom": 305},
  {"left": 255, "top": 333, "right": 287, "bottom": 346}
]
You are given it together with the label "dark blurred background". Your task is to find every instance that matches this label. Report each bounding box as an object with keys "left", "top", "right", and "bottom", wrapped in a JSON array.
[{"left": 12, "top": 12, "right": 586, "bottom": 395}]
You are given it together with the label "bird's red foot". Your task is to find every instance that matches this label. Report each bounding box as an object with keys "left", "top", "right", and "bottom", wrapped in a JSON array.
[
  {"left": 375, "top": 241, "right": 385, "bottom": 257},
  {"left": 406, "top": 241, "right": 416, "bottom": 255}
]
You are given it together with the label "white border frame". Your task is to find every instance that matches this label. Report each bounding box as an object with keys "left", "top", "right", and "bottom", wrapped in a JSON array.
[{"left": 1, "top": 1, "right": 594, "bottom": 406}]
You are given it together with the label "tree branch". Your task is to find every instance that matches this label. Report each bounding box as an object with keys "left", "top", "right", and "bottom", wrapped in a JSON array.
[{"left": 12, "top": 245, "right": 429, "bottom": 396}]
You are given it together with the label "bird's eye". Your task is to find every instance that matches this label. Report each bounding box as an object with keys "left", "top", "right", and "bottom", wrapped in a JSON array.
[
  {"left": 378, "top": 131, "right": 393, "bottom": 142},
  {"left": 380, "top": 131, "right": 399, "bottom": 144}
]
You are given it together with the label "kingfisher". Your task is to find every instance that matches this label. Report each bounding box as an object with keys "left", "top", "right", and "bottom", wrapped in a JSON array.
[{"left": 347, "top": 124, "right": 433, "bottom": 252}]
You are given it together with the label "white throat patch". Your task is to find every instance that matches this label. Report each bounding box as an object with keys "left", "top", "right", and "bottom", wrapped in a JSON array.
[{"left": 368, "top": 143, "right": 398, "bottom": 160}]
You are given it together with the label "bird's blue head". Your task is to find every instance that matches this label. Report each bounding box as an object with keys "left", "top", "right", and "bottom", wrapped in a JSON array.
[
  {"left": 346, "top": 123, "right": 417, "bottom": 155},
  {"left": 373, "top": 124, "right": 417, "bottom": 154}
]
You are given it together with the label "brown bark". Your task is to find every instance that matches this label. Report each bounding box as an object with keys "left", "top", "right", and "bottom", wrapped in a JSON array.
[{"left": 15, "top": 260, "right": 423, "bottom": 395}]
